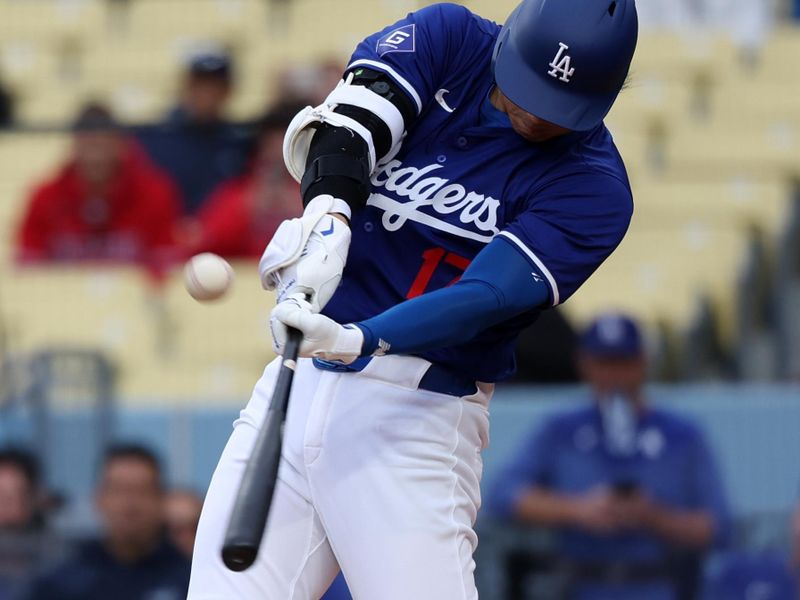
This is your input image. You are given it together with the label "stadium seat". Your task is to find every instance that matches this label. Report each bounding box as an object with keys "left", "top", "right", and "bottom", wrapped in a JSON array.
[
  {"left": 631, "top": 179, "right": 791, "bottom": 236},
  {"left": 154, "top": 263, "right": 275, "bottom": 402},
  {"left": 122, "top": 0, "right": 267, "bottom": 42},
  {"left": 1, "top": 266, "right": 155, "bottom": 359},
  {"left": 747, "top": 27, "right": 800, "bottom": 83},
  {"left": 0, "top": 264, "right": 276, "bottom": 403},
  {"left": 630, "top": 31, "right": 739, "bottom": 83},
  {"left": 0, "top": 39, "right": 61, "bottom": 95},
  {"left": 0, "top": 0, "right": 106, "bottom": 41},
  {"left": 562, "top": 227, "right": 746, "bottom": 342},
  {"left": 665, "top": 126, "right": 800, "bottom": 178},
  {"left": 0, "top": 134, "right": 69, "bottom": 262}
]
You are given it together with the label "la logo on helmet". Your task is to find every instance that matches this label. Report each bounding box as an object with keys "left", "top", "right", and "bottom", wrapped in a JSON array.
[{"left": 547, "top": 42, "right": 575, "bottom": 82}]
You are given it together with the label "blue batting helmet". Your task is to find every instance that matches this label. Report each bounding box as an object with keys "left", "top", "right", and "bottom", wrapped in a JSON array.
[{"left": 493, "top": 0, "right": 638, "bottom": 131}]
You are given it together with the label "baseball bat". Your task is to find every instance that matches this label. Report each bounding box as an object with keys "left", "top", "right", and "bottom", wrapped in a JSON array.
[{"left": 221, "top": 327, "right": 303, "bottom": 572}]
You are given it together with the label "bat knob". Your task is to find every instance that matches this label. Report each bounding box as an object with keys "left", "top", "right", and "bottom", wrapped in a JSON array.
[{"left": 222, "top": 545, "right": 257, "bottom": 572}]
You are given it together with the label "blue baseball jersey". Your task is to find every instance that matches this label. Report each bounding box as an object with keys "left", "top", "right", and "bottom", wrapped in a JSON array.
[
  {"left": 487, "top": 404, "right": 731, "bottom": 600},
  {"left": 488, "top": 405, "right": 731, "bottom": 560},
  {"left": 322, "top": 3, "right": 633, "bottom": 382}
]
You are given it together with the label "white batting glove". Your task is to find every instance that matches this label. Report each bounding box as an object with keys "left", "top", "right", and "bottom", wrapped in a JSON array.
[
  {"left": 270, "top": 296, "right": 364, "bottom": 363},
  {"left": 260, "top": 195, "right": 352, "bottom": 313},
  {"left": 273, "top": 216, "right": 350, "bottom": 313}
]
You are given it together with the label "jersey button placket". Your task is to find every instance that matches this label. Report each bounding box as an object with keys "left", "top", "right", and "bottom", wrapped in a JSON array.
[{"left": 456, "top": 136, "right": 469, "bottom": 149}]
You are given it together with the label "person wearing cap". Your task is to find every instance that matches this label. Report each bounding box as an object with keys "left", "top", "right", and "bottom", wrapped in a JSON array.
[
  {"left": 182, "top": 103, "right": 303, "bottom": 259},
  {"left": 488, "top": 313, "right": 731, "bottom": 600},
  {"left": 15, "top": 102, "right": 180, "bottom": 272},
  {"left": 136, "top": 50, "right": 249, "bottom": 215}
]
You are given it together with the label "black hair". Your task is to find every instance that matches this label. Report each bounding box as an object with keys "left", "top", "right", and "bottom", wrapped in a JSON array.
[
  {"left": 255, "top": 101, "right": 307, "bottom": 136},
  {"left": 101, "top": 443, "right": 163, "bottom": 487},
  {"left": 0, "top": 447, "right": 40, "bottom": 489},
  {"left": 188, "top": 51, "right": 233, "bottom": 82},
  {"left": 72, "top": 101, "right": 120, "bottom": 133},
  {"left": 243, "top": 101, "right": 307, "bottom": 161}
]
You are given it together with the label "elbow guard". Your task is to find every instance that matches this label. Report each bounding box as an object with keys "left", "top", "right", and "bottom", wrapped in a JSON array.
[
  {"left": 284, "top": 68, "right": 417, "bottom": 211},
  {"left": 301, "top": 126, "right": 371, "bottom": 210}
]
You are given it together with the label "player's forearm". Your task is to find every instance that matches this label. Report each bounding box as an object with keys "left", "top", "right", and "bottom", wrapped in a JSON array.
[
  {"left": 356, "top": 281, "right": 505, "bottom": 355},
  {"left": 303, "top": 124, "right": 371, "bottom": 212},
  {"left": 355, "top": 237, "right": 549, "bottom": 356},
  {"left": 644, "top": 505, "right": 715, "bottom": 549},
  {"left": 514, "top": 488, "right": 586, "bottom": 527}
]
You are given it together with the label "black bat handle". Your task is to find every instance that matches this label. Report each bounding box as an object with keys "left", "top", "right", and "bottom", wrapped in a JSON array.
[{"left": 221, "top": 327, "right": 303, "bottom": 571}]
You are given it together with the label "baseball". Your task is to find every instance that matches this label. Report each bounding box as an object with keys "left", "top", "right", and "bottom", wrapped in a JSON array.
[{"left": 184, "top": 253, "right": 234, "bottom": 302}]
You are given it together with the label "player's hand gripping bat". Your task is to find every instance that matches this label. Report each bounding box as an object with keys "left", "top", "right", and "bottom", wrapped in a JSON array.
[{"left": 221, "top": 326, "right": 302, "bottom": 571}]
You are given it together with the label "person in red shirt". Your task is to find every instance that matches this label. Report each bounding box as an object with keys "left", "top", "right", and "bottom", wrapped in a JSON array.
[
  {"left": 185, "top": 105, "right": 302, "bottom": 259},
  {"left": 16, "top": 103, "right": 180, "bottom": 272}
]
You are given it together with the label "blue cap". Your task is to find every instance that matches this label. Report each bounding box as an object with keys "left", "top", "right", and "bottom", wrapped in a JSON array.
[
  {"left": 493, "top": 0, "right": 638, "bottom": 131},
  {"left": 188, "top": 51, "right": 232, "bottom": 81},
  {"left": 580, "top": 313, "right": 643, "bottom": 358}
]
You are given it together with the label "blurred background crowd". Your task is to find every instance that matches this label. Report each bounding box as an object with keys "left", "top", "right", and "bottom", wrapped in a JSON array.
[{"left": 1, "top": 0, "right": 800, "bottom": 598}]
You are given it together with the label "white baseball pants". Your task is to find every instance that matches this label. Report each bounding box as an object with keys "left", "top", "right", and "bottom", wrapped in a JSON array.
[{"left": 187, "top": 354, "right": 492, "bottom": 600}]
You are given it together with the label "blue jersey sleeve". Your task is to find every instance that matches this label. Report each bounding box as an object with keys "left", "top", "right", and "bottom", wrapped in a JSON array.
[
  {"left": 499, "top": 172, "right": 633, "bottom": 306},
  {"left": 355, "top": 236, "right": 549, "bottom": 357},
  {"left": 347, "top": 3, "right": 498, "bottom": 115}
]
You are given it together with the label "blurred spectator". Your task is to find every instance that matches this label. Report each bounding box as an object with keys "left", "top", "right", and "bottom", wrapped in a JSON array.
[
  {"left": 0, "top": 449, "right": 63, "bottom": 600},
  {"left": 277, "top": 59, "right": 344, "bottom": 105},
  {"left": 0, "top": 79, "right": 12, "bottom": 129},
  {"left": 24, "top": 444, "right": 189, "bottom": 600},
  {"left": 488, "top": 313, "right": 730, "bottom": 600},
  {"left": 164, "top": 489, "right": 202, "bottom": 559},
  {"left": 15, "top": 103, "right": 180, "bottom": 272},
  {"left": 0, "top": 449, "right": 40, "bottom": 530},
  {"left": 137, "top": 50, "right": 249, "bottom": 214},
  {"left": 184, "top": 104, "right": 302, "bottom": 258}
]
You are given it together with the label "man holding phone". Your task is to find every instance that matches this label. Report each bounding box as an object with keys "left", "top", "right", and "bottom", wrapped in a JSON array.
[{"left": 488, "top": 313, "right": 731, "bottom": 600}]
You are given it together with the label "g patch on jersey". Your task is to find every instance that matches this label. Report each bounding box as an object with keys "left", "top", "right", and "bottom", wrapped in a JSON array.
[{"left": 376, "top": 24, "right": 416, "bottom": 56}]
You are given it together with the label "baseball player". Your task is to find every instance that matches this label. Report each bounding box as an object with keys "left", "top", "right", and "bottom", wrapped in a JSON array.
[{"left": 188, "top": 1, "right": 638, "bottom": 598}]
